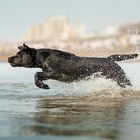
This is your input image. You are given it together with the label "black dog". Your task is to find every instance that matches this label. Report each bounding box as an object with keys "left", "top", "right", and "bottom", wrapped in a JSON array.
[{"left": 8, "top": 43, "right": 138, "bottom": 89}]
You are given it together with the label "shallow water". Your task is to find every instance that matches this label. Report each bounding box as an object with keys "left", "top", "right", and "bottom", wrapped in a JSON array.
[{"left": 0, "top": 62, "right": 140, "bottom": 140}]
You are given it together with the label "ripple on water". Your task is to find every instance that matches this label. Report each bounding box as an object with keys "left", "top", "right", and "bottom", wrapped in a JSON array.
[
  {"left": 0, "top": 81, "right": 140, "bottom": 139},
  {"left": 1, "top": 78, "right": 140, "bottom": 100}
]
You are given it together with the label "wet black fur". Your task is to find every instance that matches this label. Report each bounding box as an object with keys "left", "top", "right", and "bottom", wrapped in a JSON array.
[
  {"left": 108, "top": 54, "right": 138, "bottom": 61},
  {"left": 8, "top": 44, "right": 138, "bottom": 89}
]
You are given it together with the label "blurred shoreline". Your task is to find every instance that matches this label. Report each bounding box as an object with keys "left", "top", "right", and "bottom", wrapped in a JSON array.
[
  {"left": 0, "top": 16, "right": 140, "bottom": 62},
  {"left": 0, "top": 40, "right": 139, "bottom": 62}
]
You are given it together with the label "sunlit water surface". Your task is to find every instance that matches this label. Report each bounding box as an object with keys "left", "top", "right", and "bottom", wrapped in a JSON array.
[{"left": 0, "top": 62, "right": 140, "bottom": 140}]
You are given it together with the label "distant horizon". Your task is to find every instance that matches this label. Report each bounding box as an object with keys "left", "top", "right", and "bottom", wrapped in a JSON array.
[{"left": 0, "top": 0, "right": 140, "bottom": 42}]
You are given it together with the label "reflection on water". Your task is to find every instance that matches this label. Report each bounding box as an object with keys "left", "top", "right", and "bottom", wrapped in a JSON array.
[
  {"left": 34, "top": 96, "right": 125, "bottom": 139},
  {"left": 0, "top": 84, "right": 140, "bottom": 140}
]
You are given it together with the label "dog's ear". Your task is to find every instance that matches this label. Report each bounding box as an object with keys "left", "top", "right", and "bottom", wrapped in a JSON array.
[{"left": 18, "top": 43, "right": 30, "bottom": 50}]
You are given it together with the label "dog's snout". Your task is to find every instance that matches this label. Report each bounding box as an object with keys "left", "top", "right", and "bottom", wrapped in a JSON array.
[{"left": 8, "top": 57, "right": 14, "bottom": 63}]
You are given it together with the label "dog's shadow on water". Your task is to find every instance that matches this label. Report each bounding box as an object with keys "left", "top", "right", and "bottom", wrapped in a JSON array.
[{"left": 21, "top": 95, "right": 127, "bottom": 139}]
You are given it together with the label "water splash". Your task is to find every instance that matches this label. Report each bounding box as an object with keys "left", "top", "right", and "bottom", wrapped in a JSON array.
[
  {"left": 1, "top": 62, "right": 140, "bottom": 98},
  {"left": 46, "top": 61, "right": 140, "bottom": 98}
]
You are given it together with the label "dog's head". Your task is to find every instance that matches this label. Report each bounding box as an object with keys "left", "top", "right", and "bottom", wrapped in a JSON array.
[{"left": 8, "top": 43, "right": 36, "bottom": 68}]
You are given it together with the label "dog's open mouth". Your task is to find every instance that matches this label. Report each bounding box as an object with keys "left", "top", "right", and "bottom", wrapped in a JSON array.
[{"left": 9, "top": 63, "right": 17, "bottom": 67}]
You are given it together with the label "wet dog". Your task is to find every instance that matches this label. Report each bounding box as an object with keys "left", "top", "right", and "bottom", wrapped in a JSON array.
[{"left": 8, "top": 43, "right": 138, "bottom": 89}]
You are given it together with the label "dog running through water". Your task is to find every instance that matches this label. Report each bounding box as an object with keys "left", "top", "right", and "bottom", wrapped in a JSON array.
[{"left": 8, "top": 43, "right": 138, "bottom": 89}]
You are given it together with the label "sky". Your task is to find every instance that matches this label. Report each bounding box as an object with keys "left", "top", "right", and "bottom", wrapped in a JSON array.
[{"left": 0, "top": 0, "right": 140, "bottom": 42}]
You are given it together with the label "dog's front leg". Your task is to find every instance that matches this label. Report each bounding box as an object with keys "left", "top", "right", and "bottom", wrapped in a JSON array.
[{"left": 34, "top": 72, "right": 49, "bottom": 89}]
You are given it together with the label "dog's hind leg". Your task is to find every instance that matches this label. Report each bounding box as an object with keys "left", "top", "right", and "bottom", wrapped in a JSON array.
[
  {"left": 35, "top": 72, "right": 50, "bottom": 89},
  {"left": 102, "top": 63, "right": 132, "bottom": 88}
]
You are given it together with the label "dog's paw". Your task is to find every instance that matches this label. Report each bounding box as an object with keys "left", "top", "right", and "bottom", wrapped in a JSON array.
[
  {"left": 35, "top": 82, "right": 50, "bottom": 89},
  {"left": 42, "top": 84, "right": 50, "bottom": 89}
]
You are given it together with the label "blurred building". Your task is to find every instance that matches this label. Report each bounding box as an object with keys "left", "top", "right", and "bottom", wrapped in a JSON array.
[
  {"left": 22, "top": 16, "right": 86, "bottom": 42},
  {"left": 118, "top": 22, "right": 140, "bottom": 35},
  {"left": 106, "top": 21, "right": 140, "bottom": 35}
]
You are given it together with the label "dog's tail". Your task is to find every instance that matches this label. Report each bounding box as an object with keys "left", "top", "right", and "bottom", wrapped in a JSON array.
[{"left": 107, "top": 54, "right": 138, "bottom": 61}]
